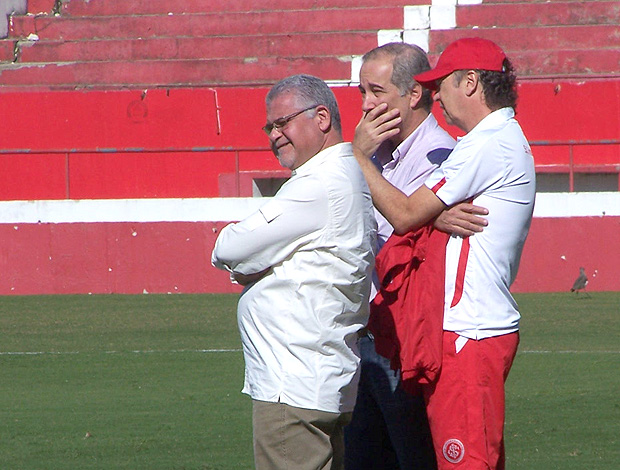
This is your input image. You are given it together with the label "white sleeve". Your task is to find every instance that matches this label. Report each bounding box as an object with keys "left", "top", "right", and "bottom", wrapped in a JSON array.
[
  {"left": 427, "top": 140, "right": 503, "bottom": 206},
  {"left": 211, "top": 174, "right": 327, "bottom": 275}
]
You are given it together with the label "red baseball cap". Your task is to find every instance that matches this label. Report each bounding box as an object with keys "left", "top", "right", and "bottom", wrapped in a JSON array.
[{"left": 414, "top": 37, "right": 507, "bottom": 90}]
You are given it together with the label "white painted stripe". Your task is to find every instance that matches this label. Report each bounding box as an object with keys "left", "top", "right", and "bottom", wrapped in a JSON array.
[
  {"left": 403, "top": 30, "right": 430, "bottom": 52},
  {"left": 404, "top": 6, "right": 431, "bottom": 30},
  {"left": 532, "top": 192, "right": 620, "bottom": 218},
  {"left": 0, "top": 193, "right": 618, "bottom": 224},
  {"left": 457, "top": 0, "right": 483, "bottom": 6},
  {"left": 0, "top": 349, "right": 243, "bottom": 356},
  {"left": 348, "top": 56, "right": 363, "bottom": 84},
  {"left": 430, "top": 4, "right": 456, "bottom": 30},
  {"left": 377, "top": 29, "right": 403, "bottom": 46},
  {"left": 519, "top": 350, "right": 619, "bottom": 354},
  {"left": 1, "top": 349, "right": 615, "bottom": 356},
  {"left": 0, "top": 197, "right": 269, "bottom": 224}
]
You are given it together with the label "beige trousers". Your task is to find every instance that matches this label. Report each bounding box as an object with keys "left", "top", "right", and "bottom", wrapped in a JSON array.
[{"left": 252, "top": 400, "right": 352, "bottom": 470}]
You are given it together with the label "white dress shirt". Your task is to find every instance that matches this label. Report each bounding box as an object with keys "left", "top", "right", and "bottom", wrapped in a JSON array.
[
  {"left": 371, "top": 113, "right": 455, "bottom": 299},
  {"left": 212, "top": 142, "right": 377, "bottom": 413},
  {"left": 375, "top": 113, "right": 456, "bottom": 250},
  {"left": 425, "top": 108, "right": 536, "bottom": 339}
]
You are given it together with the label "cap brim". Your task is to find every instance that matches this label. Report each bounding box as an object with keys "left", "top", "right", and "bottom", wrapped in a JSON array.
[{"left": 414, "top": 69, "right": 449, "bottom": 91}]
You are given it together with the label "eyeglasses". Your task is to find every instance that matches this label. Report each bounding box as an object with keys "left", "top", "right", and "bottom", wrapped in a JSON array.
[{"left": 263, "top": 105, "right": 319, "bottom": 135}]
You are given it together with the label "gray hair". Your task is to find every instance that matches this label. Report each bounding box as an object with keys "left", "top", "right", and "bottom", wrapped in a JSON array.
[
  {"left": 362, "top": 43, "right": 433, "bottom": 111},
  {"left": 266, "top": 74, "right": 342, "bottom": 133}
]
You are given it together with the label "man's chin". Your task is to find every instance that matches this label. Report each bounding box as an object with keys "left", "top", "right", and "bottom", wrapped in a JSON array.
[{"left": 276, "top": 154, "right": 295, "bottom": 170}]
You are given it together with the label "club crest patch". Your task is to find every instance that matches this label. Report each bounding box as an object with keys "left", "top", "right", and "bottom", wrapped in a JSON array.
[{"left": 442, "top": 438, "right": 465, "bottom": 464}]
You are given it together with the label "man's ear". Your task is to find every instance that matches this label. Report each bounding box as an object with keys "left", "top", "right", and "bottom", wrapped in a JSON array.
[
  {"left": 409, "top": 83, "right": 423, "bottom": 109},
  {"left": 464, "top": 70, "right": 480, "bottom": 97},
  {"left": 316, "top": 106, "right": 332, "bottom": 132}
]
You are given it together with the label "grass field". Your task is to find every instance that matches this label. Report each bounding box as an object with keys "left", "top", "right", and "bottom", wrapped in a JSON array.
[{"left": 0, "top": 292, "right": 618, "bottom": 469}]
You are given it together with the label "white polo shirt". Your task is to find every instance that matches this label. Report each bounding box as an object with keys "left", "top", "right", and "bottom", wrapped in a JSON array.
[
  {"left": 425, "top": 108, "right": 536, "bottom": 339},
  {"left": 212, "top": 142, "right": 377, "bottom": 413}
]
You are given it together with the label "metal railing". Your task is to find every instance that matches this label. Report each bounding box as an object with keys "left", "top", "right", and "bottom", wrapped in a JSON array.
[
  {"left": 0, "top": 146, "right": 274, "bottom": 199},
  {"left": 1, "top": 140, "right": 618, "bottom": 197},
  {"left": 529, "top": 140, "right": 620, "bottom": 192}
]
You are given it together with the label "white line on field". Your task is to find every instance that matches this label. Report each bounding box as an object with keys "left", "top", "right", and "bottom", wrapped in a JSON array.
[
  {"left": 0, "top": 348, "right": 243, "bottom": 356},
  {"left": 122, "top": 349, "right": 244, "bottom": 354},
  {"left": 519, "top": 350, "right": 619, "bottom": 354},
  {"left": 0, "top": 349, "right": 618, "bottom": 356}
]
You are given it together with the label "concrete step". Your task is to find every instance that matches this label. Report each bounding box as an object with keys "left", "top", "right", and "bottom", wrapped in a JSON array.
[
  {"left": 481, "top": 0, "right": 603, "bottom": 3},
  {"left": 16, "top": 32, "right": 378, "bottom": 63},
  {"left": 430, "top": 25, "right": 620, "bottom": 54},
  {"left": 511, "top": 48, "right": 620, "bottom": 77},
  {"left": 4, "top": 46, "right": 614, "bottom": 90},
  {"left": 426, "top": 44, "right": 620, "bottom": 78},
  {"left": 26, "top": 0, "right": 57, "bottom": 15},
  {"left": 9, "top": 7, "right": 404, "bottom": 41},
  {"left": 457, "top": 1, "right": 619, "bottom": 28},
  {"left": 0, "top": 39, "right": 15, "bottom": 62},
  {"left": 60, "top": 0, "right": 424, "bottom": 16},
  {"left": 0, "top": 56, "right": 353, "bottom": 89},
  {"left": 17, "top": 22, "right": 618, "bottom": 65},
  {"left": 27, "top": 0, "right": 56, "bottom": 15}
]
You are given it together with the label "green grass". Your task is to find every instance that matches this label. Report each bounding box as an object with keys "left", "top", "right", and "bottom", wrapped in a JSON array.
[
  {"left": 0, "top": 292, "right": 618, "bottom": 469},
  {"left": 506, "top": 292, "right": 620, "bottom": 470},
  {"left": 0, "top": 294, "right": 252, "bottom": 470}
]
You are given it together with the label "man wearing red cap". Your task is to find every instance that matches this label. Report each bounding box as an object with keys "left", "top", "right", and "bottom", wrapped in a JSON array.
[{"left": 352, "top": 38, "right": 536, "bottom": 470}]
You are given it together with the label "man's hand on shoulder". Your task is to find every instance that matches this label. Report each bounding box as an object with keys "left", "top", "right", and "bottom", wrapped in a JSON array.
[
  {"left": 435, "top": 202, "right": 488, "bottom": 237},
  {"left": 353, "top": 103, "right": 401, "bottom": 161}
]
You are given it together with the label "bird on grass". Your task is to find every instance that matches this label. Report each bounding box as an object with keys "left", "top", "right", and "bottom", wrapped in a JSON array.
[{"left": 570, "top": 267, "right": 590, "bottom": 297}]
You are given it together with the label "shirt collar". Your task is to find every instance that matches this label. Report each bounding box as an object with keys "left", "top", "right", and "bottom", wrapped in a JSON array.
[
  {"left": 459, "top": 107, "right": 515, "bottom": 141},
  {"left": 391, "top": 113, "right": 435, "bottom": 164},
  {"left": 292, "top": 142, "right": 352, "bottom": 176}
]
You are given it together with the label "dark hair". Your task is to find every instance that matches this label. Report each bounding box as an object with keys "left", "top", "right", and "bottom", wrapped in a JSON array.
[
  {"left": 478, "top": 58, "right": 518, "bottom": 111},
  {"left": 266, "top": 74, "right": 342, "bottom": 133},
  {"left": 362, "top": 43, "right": 433, "bottom": 111}
]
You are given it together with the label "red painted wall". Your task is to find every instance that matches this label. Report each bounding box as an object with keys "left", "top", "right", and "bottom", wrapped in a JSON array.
[
  {"left": 1, "top": 216, "right": 618, "bottom": 295},
  {"left": 1, "top": 81, "right": 618, "bottom": 201},
  {"left": 27, "top": 0, "right": 56, "bottom": 15},
  {"left": 0, "top": 221, "right": 235, "bottom": 295},
  {"left": 512, "top": 216, "right": 619, "bottom": 293},
  {"left": 1, "top": 82, "right": 618, "bottom": 294}
]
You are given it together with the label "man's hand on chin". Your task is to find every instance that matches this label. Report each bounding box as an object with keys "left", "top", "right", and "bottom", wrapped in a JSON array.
[{"left": 353, "top": 103, "right": 401, "bottom": 161}]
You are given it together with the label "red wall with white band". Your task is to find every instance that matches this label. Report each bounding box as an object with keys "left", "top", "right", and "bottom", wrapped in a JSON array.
[
  {"left": 1, "top": 195, "right": 618, "bottom": 295},
  {"left": 1, "top": 83, "right": 618, "bottom": 294}
]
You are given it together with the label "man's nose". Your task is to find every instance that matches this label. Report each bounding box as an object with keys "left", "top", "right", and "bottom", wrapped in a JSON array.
[
  {"left": 267, "top": 126, "right": 284, "bottom": 139},
  {"left": 361, "top": 95, "right": 378, "bottom": 113}
]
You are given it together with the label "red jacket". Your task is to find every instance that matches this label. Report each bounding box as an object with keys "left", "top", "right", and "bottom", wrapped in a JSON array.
[{"left": 368, "top": 224, "right": 449, "bottom": 393}]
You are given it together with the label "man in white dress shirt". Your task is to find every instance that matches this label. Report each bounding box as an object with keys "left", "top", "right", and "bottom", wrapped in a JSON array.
[
  {"left": 345, "top": 42, "right": 454, "bottom": 470},
  {"left": 212, "top": 74, "right": 377, "bottom": 470}
]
